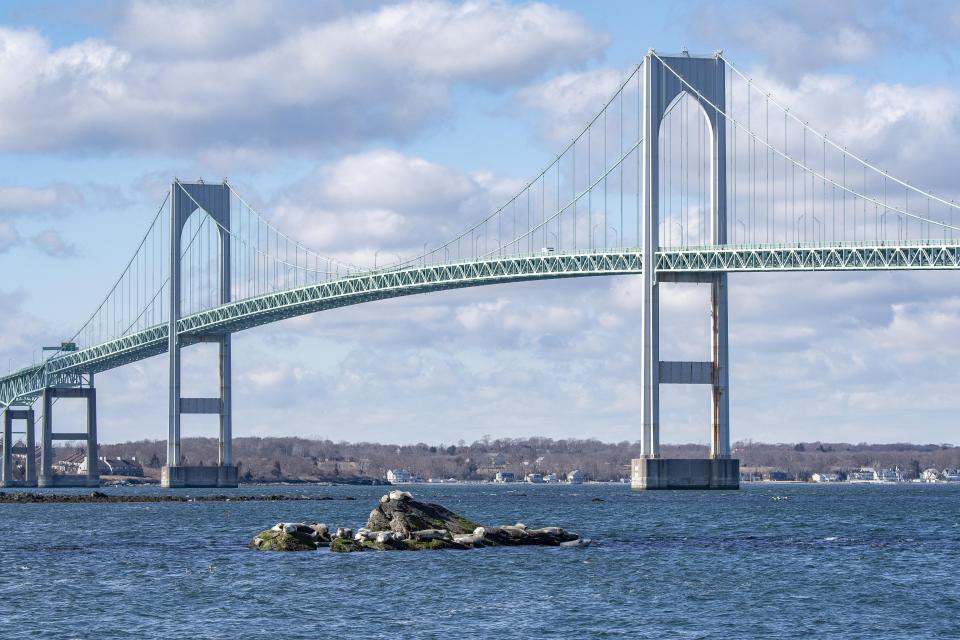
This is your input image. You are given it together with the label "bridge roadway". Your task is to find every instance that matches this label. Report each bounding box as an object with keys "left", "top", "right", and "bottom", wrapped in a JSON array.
[{"left": 3, "top": 239, "right": 959, "bottom": 407}]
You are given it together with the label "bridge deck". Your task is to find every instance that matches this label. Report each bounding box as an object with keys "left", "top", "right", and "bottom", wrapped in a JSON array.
[{"left": 4, "top": 240, "right": 959, "bottom": 406}]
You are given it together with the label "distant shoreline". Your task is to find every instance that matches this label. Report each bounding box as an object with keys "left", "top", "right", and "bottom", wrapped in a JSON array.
[{"left": 0, "top": 492, "right": 358, "bottom": 504}]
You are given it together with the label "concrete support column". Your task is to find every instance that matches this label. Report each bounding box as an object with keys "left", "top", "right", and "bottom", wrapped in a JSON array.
[
  {"left": 39, "top": 389, "right": 52, "bottom": 487},
  {"left": 1, "top": 411, "right": 11, "bottom": 487},
  {"left": 24, "top": 410, "right": 36, "bottom": 486},
  {"left": 639, "top": 51, "right": 661, "bottom": 459},
  {"left": 711, "top": 274, "right": 730, "bottom": 459},
  {"left": 86, "top": 388, "right": 98, "bottom": 486},
  {"left": 168, "top": 344, "right": 181, "bottom": 466},
  {"left": 219, "top": 335, "right": 232, "bottom": 466},
  {"left": 168, "top": 182, "right": 181, "bottom": 467}
]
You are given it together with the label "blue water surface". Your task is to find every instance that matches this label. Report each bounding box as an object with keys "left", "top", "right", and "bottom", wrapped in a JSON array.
[{"left": 0, "top": 483, "right": 958, "bottom": 639}]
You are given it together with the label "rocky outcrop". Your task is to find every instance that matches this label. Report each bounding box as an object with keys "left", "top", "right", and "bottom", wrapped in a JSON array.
[
  {"left": 249, "top": 522, "right": 331, "bottom": 551},
  {"left": 251, "top": 492, "right": 592, "bottom": 552},
  {"left": 365, "top": 490, "right": 480, "bottom": 536},
  {"left": 472, "top": 523, "right": 580, "bottom": 547}
]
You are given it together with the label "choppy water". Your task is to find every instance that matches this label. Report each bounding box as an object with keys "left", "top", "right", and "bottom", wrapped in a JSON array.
[{"left": 1, "top": 483, "right": 958, "bottom": 639}]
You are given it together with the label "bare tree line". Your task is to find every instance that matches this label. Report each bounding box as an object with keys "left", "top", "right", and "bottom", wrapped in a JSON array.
[{"left": 56, "top": 437, "right": 960, "bottom": 483}]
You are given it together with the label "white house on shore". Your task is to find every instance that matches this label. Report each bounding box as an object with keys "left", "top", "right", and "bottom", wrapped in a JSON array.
[
  {"left": 79, "top": 456, "right": 144, "bottom": 477},
  {"left": 567, "top": 469, "right": 586, "bottom": 484},
  {"left": 386, "top": 468, "right": 415, "bottom": 484},
  {"left": 812, "top": 472, "right": 840, "bottom": 483}
]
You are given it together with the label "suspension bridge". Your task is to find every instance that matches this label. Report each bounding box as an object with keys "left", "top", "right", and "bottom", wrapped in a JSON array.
[{"left": 2, "top": 50, "right": 959, "bottom": 489}]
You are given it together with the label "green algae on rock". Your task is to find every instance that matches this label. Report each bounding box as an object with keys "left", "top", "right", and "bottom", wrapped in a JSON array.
[{"left": 249, "top": 522, "right": 330, "bottom": 551}]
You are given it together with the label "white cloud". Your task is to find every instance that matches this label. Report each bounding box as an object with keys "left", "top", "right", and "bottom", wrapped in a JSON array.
[
  {"left": 515, "top": 68, "right": 629, "bottom": 144},
  {"left": 693, "top": 0, "right": 888, "bottom": 81},
  {"left": 0, "top": 221, "right": 18, "bottom": 253},
  {"left": 264, "top": 149, "right": 523, "bottom": 262},
  {"left": 0, "top": 184, "right": 82, "bottom": 214},
  {"left": 0, "top": 1, "right": 606, "bottom": 152},
  {"left": 31, "top": 229, "right": 76, "bottom": 257}
]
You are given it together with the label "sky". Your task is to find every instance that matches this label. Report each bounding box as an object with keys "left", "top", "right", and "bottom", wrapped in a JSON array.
[{"left": 2, "top": 0, "right": 960, "bottom": 446}]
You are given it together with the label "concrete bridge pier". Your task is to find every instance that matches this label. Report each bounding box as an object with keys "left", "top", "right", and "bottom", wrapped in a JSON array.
[
  {"left": 38, "top": 386, "right": 98, "bottom": 488},
  {"left": 161, "top": 181, "right": 237, "bottom": 489},
  {"left": 631, "top": 51, "right": 739, "bottom": 490},
  {"left": 1, "top": 407, "right": 38, "bottom": 487}
]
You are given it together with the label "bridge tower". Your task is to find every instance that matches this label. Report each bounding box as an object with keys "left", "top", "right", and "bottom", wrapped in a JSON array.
[
  {"left": 161, "top": 181, "right": 238, "bottom": 488},
  {"left": 631, "top": 51, "right": 739, "bottom": 490}
]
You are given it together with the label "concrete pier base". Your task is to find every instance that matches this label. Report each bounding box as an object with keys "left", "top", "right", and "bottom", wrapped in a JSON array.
[
  {"left": 161, "top": 465, "right": 238, "bottom": 488},
  {"left": 631, "top": 458, "right": 739, "bottom": 490},
  {"left": 38, "top": 474, "right": 98, "bottom": 488}
]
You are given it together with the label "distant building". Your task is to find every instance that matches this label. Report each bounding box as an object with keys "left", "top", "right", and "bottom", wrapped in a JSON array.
[
  {"left": 767, "top": 470, "right": 793, "bottom": 482},
  {"left": 52, "top": 449, "right": 86, "bottom": 475},
  {"left": 494, "top": 471, "right": 514, "bottom": 483},
  {"left": 876, "top": 468, "right": 903, "bottom": 483},
  {"left": 77, "top": 456, "right": 144, "bottom": 477},
  {"left": 542, "top": 473, "right": 558, "bottom": 483},
  {"left": 386, "top": 469, "right": 415, "bottom": 484},
  {"left": 943, "top": 469, "right": 960, "bottom": 482},
  {"left": 812, "top": 472, "right": 840, "bottom": 483},
  {"left": 566, "top": 469, "right": 586, "bottom": 484},
  {"left": 848, "top": 468, "right": 879, "bottom": 483},
  {"left": 95, "top": 456, "right": 143, "bottom": 478},
  {"left": 921, "top": 469, "right": 943, "bottom": 483},
  {"left": 524, "top": 473, "right": 544, "bottom": 484}
]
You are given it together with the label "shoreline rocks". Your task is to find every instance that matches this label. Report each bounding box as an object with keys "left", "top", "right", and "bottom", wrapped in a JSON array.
[
  {"left": 250, "top": 492, "right": 592, "bottom": 553},
  {"left": 249, "top": 522, "right": 331, "bottom": 551},
  {"left": 0, "top": 491, "right": 356, "bottom": 504}
]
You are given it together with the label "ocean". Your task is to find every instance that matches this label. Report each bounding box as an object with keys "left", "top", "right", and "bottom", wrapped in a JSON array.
[{"left": 1, "top": 482, "right": 957, "bottom": 638}]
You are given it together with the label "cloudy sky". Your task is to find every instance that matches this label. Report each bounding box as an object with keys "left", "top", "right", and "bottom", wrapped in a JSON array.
[{"left": 2, "top": 0, "right": 960, "bottom": 446}]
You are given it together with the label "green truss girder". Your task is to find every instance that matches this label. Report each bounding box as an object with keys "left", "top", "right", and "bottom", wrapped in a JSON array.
[{"left": 3, "top": 241, "right": 958, "bottom": 407}]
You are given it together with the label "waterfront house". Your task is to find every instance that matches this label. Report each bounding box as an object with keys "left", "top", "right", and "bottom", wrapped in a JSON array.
[
  {"left": 848, "top": 468, "right": 879, "bottom": 483},
  {"left": 943, "top": 469, "right": 960, "bottom": 482},
  {"left": 812, "top": 472, "right": 840, "bottom": 483},
  {"left": 566, "top": 469, "right": 586, "bottom": 484},
  {"left": 524, "top": 473, "right": 544, "bottom": 483},
  {"left": 542, "top": 473, "right": 559, "bottom": 483},
  {"left": 52, "top": 449, "right": 86, "bottom": 475},
  {"left": 494, "top": 471, "right": 514, "bottom": 483},
  {"left": 100, "top": 457, "right": 143, "bottom": 477},
  {"left": 386, "top": 468, "right": 415, "bottom": 484},
  {"left": 77, "top": 456, "right": 144, "bottom": 477},
  {"left": 921, "top": 469, "right": 943, "bottom": 482},
  {"left": 876, "top": 468, "right": 903, "bottom": 483}
]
